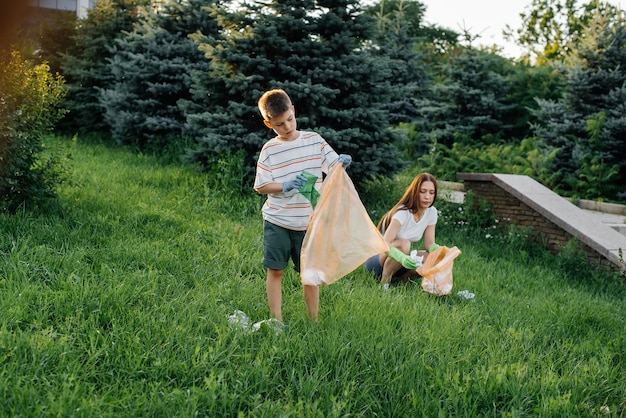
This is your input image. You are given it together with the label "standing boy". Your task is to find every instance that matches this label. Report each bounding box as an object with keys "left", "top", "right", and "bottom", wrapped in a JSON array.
[{"left": 254, "top": 89, "right": 351, "bottom": 323}]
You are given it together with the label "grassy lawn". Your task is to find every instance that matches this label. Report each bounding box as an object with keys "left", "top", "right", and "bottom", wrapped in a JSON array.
[{"left": 0, "top": 137, "right": 624, "bottom": 417}]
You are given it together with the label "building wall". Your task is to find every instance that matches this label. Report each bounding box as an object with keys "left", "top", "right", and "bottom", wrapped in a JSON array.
[{"left": 28, "top": 0, "right": 95, "bottom": 18}]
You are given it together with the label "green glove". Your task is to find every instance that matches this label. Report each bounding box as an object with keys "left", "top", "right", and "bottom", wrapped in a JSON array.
[
  {"left": 429, "top": 243, "right": 441, "bottom": 253},
  {"left": 298, "top": 171, "right": 320, "bottom": 208},
  {"left": 387, "top": 247, "right": 417, "bottom": 269}
]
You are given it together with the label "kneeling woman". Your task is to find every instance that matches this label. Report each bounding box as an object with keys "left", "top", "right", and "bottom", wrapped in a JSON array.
[{"left": 364, "top": 173, "right": 438, "bottom": 286}]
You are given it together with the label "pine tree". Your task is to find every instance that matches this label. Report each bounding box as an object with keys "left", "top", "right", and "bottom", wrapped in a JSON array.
[
  {"left": 504, "top": 62, "right": 565, "bottom": 141},
  {"left": 414, "top": 48, "right": 516, "bottom": 150},
  {"left": 60, "top": 0, "right": 149, "bottom": 134},
  {"left": 100, "top": 0, "right": 219, "bottom": 149},
  {"left": 365, "top": 0, "right": 432, "bottom": 124},
  {"left": 35, "top": 10, "right": 77, "bottom": 75},
  {"left": 364, "top": 0, "right": 459, "bottom": 56},
  {"left": 184, "top": 0, "right": 404, "bottom": 186},
  {"left": 531, "top": 9, "right": 626, "bottom": 199}
]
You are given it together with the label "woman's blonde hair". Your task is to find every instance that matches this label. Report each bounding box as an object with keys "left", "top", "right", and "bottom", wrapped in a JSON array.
[{"left": 377, "top": 173, "right": 438, "bottom": 232}]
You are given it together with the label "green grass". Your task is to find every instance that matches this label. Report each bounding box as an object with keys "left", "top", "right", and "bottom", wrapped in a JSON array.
[{"left": 0, "top": 137, "right": 625, "bottom": 417}]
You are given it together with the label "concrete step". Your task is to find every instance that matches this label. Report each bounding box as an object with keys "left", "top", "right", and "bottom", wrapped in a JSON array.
[
  {"left": 580, "top": 209, "right": 626, "bottom": 237},
  {"left": 608, "top": 224, "right": 626, "bottom": 235}
]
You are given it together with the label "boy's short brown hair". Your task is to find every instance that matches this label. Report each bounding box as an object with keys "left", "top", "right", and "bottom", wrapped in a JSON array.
[{"left": 258, "top": 89, "right": 292, "bottom": 121}]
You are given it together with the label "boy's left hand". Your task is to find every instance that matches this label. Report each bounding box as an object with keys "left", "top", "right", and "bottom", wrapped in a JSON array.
[{"left": 338, "top": 154, "right": 352, "bottom": 168}]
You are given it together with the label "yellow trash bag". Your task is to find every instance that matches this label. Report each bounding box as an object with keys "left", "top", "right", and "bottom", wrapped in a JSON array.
[
  {"left": 300, "top": 164, "right": 389, "bottom": 286},
  {"left": 416, "top": 246, "right": 462, "bottom": 296}
]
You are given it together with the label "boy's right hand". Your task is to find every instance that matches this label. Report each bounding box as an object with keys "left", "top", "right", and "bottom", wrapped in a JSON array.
[{"left": 282, "top": 174, "right": 307, "bottom": 192}]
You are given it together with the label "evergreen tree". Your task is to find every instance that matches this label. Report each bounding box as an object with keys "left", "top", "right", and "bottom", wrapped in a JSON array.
[
  {"left": 35, "top": 10, "right": 77, "bottom": 75},
  {"left": 364, "top": 0, "right": 459, "bottom": 55},
  {"left": 185, "top": 0, "right": 404, "bottom": 186},
  {"left": 531, "top": 9, "right": 626, "bottom": 199},
  {"left": 504, "top": 62, "right": 565, "bottom": 140},
  {"left": 100, "top": 0, "right": 219, "bottom": 149},
  {"left": 60, "top": 0, "right": 149, "bottom": 134},
  {"left": 414, "top": 48, "right": 516, "bottom": 151},
  {"left": 365, "top": 0, "right": 432, "bottom": 124}
]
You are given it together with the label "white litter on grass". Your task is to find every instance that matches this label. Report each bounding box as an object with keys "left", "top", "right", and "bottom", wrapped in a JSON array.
[
  {"left": 227, "top": 310, "right": 285, "bottom": 335},
  {"left": 301, "top": 269, "right": 327, "bottom": 286},
  {"left": 227, "top": 309, "right": 250, "bottom": 331},
  {"left": 457, "top": 290, "right": 476, "bottom": 300},
  {"left": 251, "top": 318, "right": 285, "bottom": 335}
]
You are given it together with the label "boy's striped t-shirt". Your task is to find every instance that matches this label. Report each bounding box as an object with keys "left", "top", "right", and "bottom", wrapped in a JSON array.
[{"left": 254, "top": 131, "right": 339, "bottom": 231}]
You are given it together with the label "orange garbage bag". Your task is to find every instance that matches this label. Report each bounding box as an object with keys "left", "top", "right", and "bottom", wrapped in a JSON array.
[
  {"left": 300, "top": 164, "right": 389, "bottom": 286},
  {"left": 416, "top": 246, "right": 462, "bottom": 296}
]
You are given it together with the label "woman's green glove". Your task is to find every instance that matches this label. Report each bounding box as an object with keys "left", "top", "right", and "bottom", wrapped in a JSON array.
[
  {"left": 428, "top": 243, "right": 441, "bottom": 252},
  {"left": 387, "top": 247, "right": 417, "bottom": 269}
]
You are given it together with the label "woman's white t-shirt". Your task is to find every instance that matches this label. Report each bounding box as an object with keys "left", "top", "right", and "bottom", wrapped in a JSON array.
[{"left": 389, "top": 206, "right": 438, "bottom": 242}]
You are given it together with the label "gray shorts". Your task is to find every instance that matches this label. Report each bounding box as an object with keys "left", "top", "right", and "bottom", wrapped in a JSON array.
[
  {"left": 363, "top": 254, "right": 408, "bottom": 283},
  {"left": 263, "top": 221, "right": 306, "bottom": 272}
]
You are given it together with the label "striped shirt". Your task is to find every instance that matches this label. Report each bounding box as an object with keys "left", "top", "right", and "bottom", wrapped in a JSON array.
[{"left": 254, "top": 131, "right": 340, "bottom": 230}]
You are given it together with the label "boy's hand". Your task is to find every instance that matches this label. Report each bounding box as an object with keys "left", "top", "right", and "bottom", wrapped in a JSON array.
[
  {"left": 337, "top": 154, "right": 352, "bottom": 168},
  {"left": 282, "top": 174, "right": 307, "bottom": 192}
]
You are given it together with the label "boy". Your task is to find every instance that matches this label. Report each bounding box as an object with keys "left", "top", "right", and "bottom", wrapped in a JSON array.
[{"left": 253, "top": 89, "right": 351, "bottom": 323}]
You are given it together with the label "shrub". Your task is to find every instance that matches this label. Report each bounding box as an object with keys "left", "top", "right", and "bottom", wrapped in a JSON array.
[
  {"left": 416, "top": 136, "right": 560, "bottom": 187},
  {"left": 0, "top": 50, "right": 70, "bottom": 212}
]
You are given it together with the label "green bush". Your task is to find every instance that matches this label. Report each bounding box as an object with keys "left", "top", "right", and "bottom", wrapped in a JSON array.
[
  {"left": 417, "top": 136, "right": 560, "bottom": 186},
  {"left": 0, "top": 50, "right": 70, "bottom": 213}
]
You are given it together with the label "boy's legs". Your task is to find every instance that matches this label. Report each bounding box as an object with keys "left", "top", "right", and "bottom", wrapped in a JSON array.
[
  {"left": 266, "top": 268, "right": 284, "bottom": 322},
  {"left": 290, "top": 229, "right": 318, "bottom": 321},
  {"left": 303, "top": 285, "right": 319, "bottom": 322},
  {"left": 263, "top": 221, "right": 307, "bottom": 323}
]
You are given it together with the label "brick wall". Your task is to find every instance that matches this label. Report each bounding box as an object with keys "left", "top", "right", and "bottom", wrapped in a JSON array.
[{"left": 463, "top": 180, "right": 616, "bottom": 270}]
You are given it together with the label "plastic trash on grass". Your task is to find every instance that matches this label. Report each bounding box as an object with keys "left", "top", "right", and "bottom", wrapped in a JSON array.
[
  {"left": 228, "top": 309, "right": 250, "bottom": 331},
  {"left": 457, "top": 290, "right": 475, "bottom": 300},
  {"left": 251, "top": 319, "right": 285, "bottom": 335},
  {"left": 227, "top": 310, "right": 285, "bottom": 335}
]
